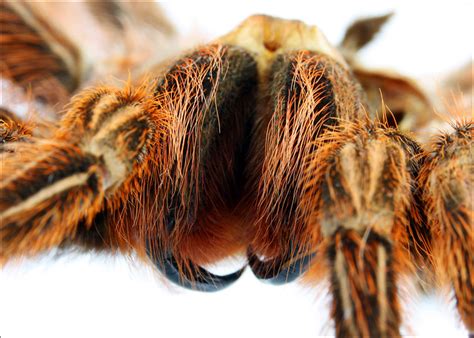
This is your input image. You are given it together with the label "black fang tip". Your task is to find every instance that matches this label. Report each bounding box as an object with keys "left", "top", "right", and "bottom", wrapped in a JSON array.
[
  {"left": 146, "top": 243, "right": 245, "bottom": 292},
  {"left": 159, "top": 254, "right": 245, "bottom": 292},
  {"left": 247, "top": 247, "right": 314, "bottom": 285}
]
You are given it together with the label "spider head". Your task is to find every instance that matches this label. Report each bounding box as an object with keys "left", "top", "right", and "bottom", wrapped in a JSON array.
[{"left": 219, "top": 14, "right": 347, "bottom": 75}]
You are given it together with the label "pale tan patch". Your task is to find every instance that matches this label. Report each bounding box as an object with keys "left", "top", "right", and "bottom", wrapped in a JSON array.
[
  {"left": 340, "top": 143, "right": 362, "bottom": 213},
  {"left": 88, "top": 94, "right": 120, "bottom": 130},
  {"left": 91, "top": 104, "right": 143, "bottom": 141},
  {"left": 366, "top": 140, "right": 387, "bottom": 205},
  {"left": 377, "top": 245, "right": 388, "bottom": 335},
  {"left": 335, "top": 247, "right": 358, "bottom": 337},
  {"left": 82, "top": 103, "right": 144, "bottom": 190}
]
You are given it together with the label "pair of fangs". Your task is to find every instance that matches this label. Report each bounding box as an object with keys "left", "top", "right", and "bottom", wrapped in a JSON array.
[{"left": 149, "top": 243, "right": 314, "bottom": 292}]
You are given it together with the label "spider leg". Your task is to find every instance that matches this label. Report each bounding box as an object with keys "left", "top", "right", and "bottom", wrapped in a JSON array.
[
  {"left": 303, "top": 122, "right": 424, "bottom": 337},
  {"left": 0, "top": 84, "right": 163, "bottom": 263},
  {"left": 339, "top": 12, "right": 393, "bottom": 60},
  {"left": 420, "top": 122, "right": 473, "bottom": 334}
]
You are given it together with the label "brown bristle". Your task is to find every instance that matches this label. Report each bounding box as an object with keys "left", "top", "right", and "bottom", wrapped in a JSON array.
[
  {"left": 1, "top": 11, "right": 470, "bottom": 334},
  {"left": 0, "top": 78, "right": 168, "bottom": 263}
]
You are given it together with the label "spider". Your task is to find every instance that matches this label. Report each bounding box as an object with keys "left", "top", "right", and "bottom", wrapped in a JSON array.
[{"left": 1, "top": 2, "right": 472, "bottom": 337}]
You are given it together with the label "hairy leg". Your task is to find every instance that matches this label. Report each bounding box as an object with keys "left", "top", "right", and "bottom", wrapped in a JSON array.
[
  {"left": 303, "top": 122, "right": 424, "bottom": 337},
  {"left": 420, "top": 122, "right": 473, "bottom": 334},
  {"left": 0, "top": 83, "right": 163, "bottom": 263}
]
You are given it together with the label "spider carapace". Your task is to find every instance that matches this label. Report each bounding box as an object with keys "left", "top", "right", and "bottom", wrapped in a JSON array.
[{"left": 0, "top": 3, "right": 472, "bottom": 337}]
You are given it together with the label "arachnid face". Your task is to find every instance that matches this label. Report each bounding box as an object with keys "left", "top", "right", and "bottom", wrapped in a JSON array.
[{"left": 1, "top": 2, "right": 472, "bottom": 338}]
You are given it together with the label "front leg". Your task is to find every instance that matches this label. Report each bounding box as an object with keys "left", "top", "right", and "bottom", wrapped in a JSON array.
[
  {"left": 303, "top": 121, "right": 425, "bottom": 337},
  {"left": 0, "top": 84, "right": 163, "bottom": 263}
]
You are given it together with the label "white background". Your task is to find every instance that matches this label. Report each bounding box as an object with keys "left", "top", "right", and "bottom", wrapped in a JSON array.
[{"left": 1, "top": 1, "right": 472, "bottom": 338}]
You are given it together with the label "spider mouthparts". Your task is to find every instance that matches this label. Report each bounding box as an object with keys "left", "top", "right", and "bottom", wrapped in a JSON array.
[
  {"left": 147, "top": 247, "right": 246, "bottom": 292},
  {"left": 247, "top": 247, "right": 315, "bottom": 285}
]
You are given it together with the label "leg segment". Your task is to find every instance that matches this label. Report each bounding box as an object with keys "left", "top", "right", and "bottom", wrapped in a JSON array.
[
  {"left": 327, "top": 230, "right": 399, "bottom": 337},
  {"left": 0, "top": 84, "right": 162, "bottom": 262},
  {"left": 0, "top": 142, "right": 106, "bottom": 261},
  {"left": 303, "top": 122, "right": 423, "bottom": 337},
  {"left": 420, "top": 122, "right": 474, "bottom": 334}
]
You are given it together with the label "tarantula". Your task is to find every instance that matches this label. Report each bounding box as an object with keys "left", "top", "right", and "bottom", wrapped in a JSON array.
[{"left": 1, "top": 2, "right": 472, "bottom": 337}]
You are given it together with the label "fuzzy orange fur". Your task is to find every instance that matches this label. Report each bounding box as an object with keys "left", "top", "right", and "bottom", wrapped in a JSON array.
[{"left": 1, "top": 9, "right": 472, "bottom": 337}]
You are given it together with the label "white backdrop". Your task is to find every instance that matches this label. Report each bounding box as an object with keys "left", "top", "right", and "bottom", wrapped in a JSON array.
[{"left": 1, "top": 1, "right": 472, "bottom": 338}]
